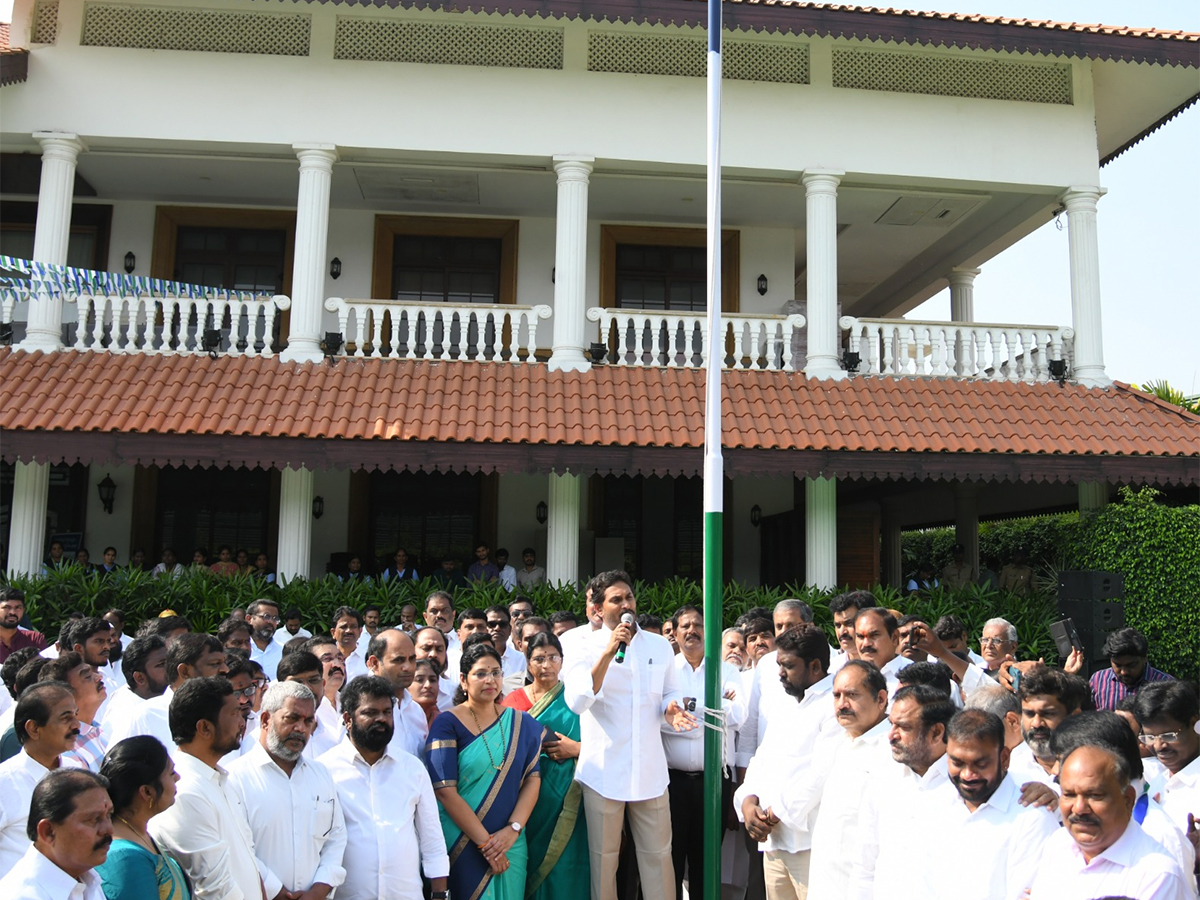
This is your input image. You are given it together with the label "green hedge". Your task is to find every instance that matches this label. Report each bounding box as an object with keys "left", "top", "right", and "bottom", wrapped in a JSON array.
[
  {"left": 5, "top": 569, "right": 1060, "bottom": 665},
  {"left": 902, "top": 487, "right": 1200, "bottom": 681}
]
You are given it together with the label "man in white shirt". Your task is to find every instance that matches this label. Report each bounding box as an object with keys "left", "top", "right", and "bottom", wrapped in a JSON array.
[
  {"left": 357, "top": 604, "right": 383, "bottom": 657},
  {"left": 413, "top": 627, "right": 456, "bottom": 712},
  {"left": 247, "top": 598, "right": 284, "bottom": 683},
  {"left": 101, "top": 634, "right": 169, "bottom": 731},
  {"left": 1014, "top": 664, "right": 1087, "bottom": 787},
  {"left": 735, "top": 623, "right": 834, "bottom": 900},
  {"left": 273, "top": 608, "right": 313, "bottom": 646},
  {"left": 423, "top": 591, "right": 459, "bottom": 654},
  {"left": 736, "top": 599, "right": 812, "bottom": 773},
  {"left": 854, "top": 607, "right": 911, "bottom": 694},
  {"left": 445, "top": 607, "right": 489, "bottom": 683},
  {"left": 228, "top": 681, "right": 347, "bottom": 900},
  {"left": 63, "top": 618, "right": 121, "bottom": 706},
  {"left": 40, "top": 652, "right": 108, "bottom": 773},
  {"left": 1028, "top": 743, "right": 1193, "bottom": 900},
  {"left": 319, "top": 675, "right": 449, "bottom": 900},
  {"left": 851, "top": 684, "right": 957, "bottom": 900},
  {"left": 661, "top": 605, "right": 747, "bottom": 900},
  {"left": 106, "top": 632, "right": 229, "bottom": 748},
  {"left": 276, "top": 649, "right": 344, "bottom": 759},
  {"left": 563, "top": 570, "right": 697, "bottom": 900},
  {"left": 1136, "top": 681, "right": 1200, "bottom": 841},
  {"left": 775, "top": 660, "right": 893, "bottom": 899},
  {"left": 921, "top": 708, "right": 1059, "bottom": 900},
  {"left": 827, "top": 590, "right": 871, "bottom": 675},
  {"left": 0, "top": 768, "right": 111, "bottom": 900},
  {"left": 331, "top": 607, "right": 369, "bottom": 682},
  {"left": 150, "top": 676, "right": 265, "bottom": 900},
  {"left": 494, "top": 549, "right": 518, "bottom": 592},
  {"left": 0, "top": 683, "right": 81, "bottom": 872},
  {"left": 302, "top": 636, "right": 348, "bottom": 720},
  {"left": 485, "top": 605, "right": 527, "bottom": 686},
  {"left": 365, "top": 629, "right": 428, "bottom": 758}
]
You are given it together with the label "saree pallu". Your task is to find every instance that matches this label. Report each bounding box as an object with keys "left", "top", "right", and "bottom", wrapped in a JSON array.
[
  {"left": 523, "top": 683, "right": 590, "bottom": 900},
  {"left": 428, "top": 707, "right": 542, "bottom": 900}
]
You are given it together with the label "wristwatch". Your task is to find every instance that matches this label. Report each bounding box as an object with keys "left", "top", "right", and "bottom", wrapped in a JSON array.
[
  {"left": 509, "top": 821, "right": 522, "bottom": 834},
  {"left": 432, "top": 891, "right": 450, "bottom": 900}
]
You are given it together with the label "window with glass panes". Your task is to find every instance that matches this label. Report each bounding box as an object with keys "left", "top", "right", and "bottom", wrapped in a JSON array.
[
  {"left": 368, "top": 471, "right": 483, "bottom": 573},
  {"left": 393, "top": 236, "right": 502, "bottom": 304},
  {"left": 155, "top": 466, "right": 271, "bottom": 560},
  {"left": 615, "top": 244, "right": 707, "bottom": 311},
  {"left": 175, "top": 227, "right": 286, "bottom": 292}
]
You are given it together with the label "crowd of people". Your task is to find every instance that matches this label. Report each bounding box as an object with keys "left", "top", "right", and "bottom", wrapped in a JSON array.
[{"left": 0, "top": 573, "right": 1196, "bottom": 900}]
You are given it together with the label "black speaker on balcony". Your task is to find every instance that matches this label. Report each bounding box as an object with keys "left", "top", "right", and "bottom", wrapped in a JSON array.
[{"left": 1058, "top": 570, "right": 1125, "bottom": 661}]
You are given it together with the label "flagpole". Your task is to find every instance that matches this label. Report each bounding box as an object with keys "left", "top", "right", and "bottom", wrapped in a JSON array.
[{"left": 702, "top": 0, "right": 725, "bottom": 897}]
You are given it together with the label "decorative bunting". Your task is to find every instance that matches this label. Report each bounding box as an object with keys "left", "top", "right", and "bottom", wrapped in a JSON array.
[{"left": 0, "top": 256, "right": 273, "bottom": 302}]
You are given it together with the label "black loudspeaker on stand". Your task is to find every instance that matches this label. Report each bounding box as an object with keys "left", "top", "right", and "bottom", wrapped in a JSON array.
[{"left": 1056, "top": 570, "right": 1125, "bottom": 662}]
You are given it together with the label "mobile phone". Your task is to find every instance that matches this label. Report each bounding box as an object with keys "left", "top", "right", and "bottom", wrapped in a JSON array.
[
  {"left": 1049, "top": 618, "right": 1082, "bottom": 659},
  {"left": 1009, "top": 665, "right": 1022, "bottom": 692}
]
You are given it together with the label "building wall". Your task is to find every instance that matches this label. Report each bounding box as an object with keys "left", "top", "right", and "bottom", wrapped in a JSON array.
[
  {"left": 2, "top": 6, "right": 1102, "bottom": 189},
  {"left": 310, "top": 467, "right": 351, "bottom": 578},
  {"left": 82, "top": 463, "right": 136, "bottom": 562}
]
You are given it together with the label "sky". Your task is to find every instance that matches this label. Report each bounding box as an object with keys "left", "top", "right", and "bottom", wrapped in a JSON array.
[{"left": 2, "top": 0, "right": 1196, "bottom": 390}]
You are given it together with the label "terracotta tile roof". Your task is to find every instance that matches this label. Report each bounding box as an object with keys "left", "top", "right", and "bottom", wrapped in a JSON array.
[
  {"left": 3, "top": 348, "right": 1198, "bottom": 460},
  {"left": 0, "top": 24, "right": 30, "bottom": 88}
]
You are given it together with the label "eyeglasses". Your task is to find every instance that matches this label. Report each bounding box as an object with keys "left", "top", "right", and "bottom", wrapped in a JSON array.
[
  {"left": 979, "top": 638, "right": 1013, "bottom": 647},
  {"left": 529, "top": 655, "right": 562, "bottom": 666},
  {"left": 231, "top": 685, "right": 258, "bottom": 700},
  {"left": 1138, "top": 731, "right": 1183, "bottom": 745},
  {"left": 469, "top": 669, "right": 503, "bottom": 681},
  {"left": 252, "top": 678, "right": 269, "bottom": 691},
  {"left": 254, "top": 614, "right": 281, "bottom": 624}
]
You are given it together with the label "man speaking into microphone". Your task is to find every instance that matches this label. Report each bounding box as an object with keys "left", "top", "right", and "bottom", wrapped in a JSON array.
[{"left": 565, "top": 570, "right": 698, "bottom": 900}]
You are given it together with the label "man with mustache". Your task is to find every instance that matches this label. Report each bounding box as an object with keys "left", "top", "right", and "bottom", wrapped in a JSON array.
[
  {"left": 0, "top": 767, "right": 112, "bottom": 900},
  {"left": 1028, "top": 742, "right": 1192, "bottom": 900},
  {"left": 1014, "top": 665, "right": 1087, "bottom": 787},
  {"left": 853, "top": 607, "right": 911, "bottom": 696},
  {"left": 277, "top": 649, "right": 343, "bottom": 759},
  {"left": 735, "top": 623, "right": 833, "bottom": 900},
  {"left": 0, "top": 683, "right": 82, "bottom": 872},
  {"left": 413, "top": 626, "right": 456, "bottom": 712},
  {"left": 247, "top": 598, "right": 284, "bottom": 680},
  {"left": 828, "top": 590, "right": 871, "bottom": 675},
  {"left": 331, "top": 607, "right": 368, "bottom": 682},
  {"left": 366, "top": 629, "right": 429, "bottom": 759},
  {"left": 151, "top": 676, "right": 265, "bottom": 900},
  {"left": 0, "top": 588, "right": 48, "bottom": 664},
  {"left": 851, "top": 684, "right": 957, "bottom": 900},
  {"left": 320, "top": 675, "right": 449, "bottom": 900},
  {"left": 922, "top": 709, "right": 1058, "bottom": 900},
  {"left": 661, "top": 605, "right": 747, "bottom": 900},
  {"left": 229, "top": 681, "right": 348, "bottom": 900},
  {"left": 99, "top": 634, "right": 169, "bottom": 732},
  {"left": 1135, "top": 681, "right": 1200, "bottom": 845}
]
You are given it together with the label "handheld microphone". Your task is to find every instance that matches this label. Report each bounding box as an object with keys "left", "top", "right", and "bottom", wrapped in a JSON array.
[{"left": 615, "top": 612, "right": 634, "bottom": 664}]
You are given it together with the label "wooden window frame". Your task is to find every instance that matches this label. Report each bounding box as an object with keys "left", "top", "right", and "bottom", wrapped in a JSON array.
[
  {"left": 372, "top": 215, "right": 519, "bottom": 304},
  {"left": 0, "top": 200, "right": 112, "bottom": 270},
  {"left": 600, "top": 224, "right": 739, "bottom": 313}
]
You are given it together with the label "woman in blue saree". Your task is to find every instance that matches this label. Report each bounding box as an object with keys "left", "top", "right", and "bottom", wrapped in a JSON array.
[
  {"left": 500, "top": 630, "right": 590, "bottom": 900},
  {"left": 427, "top": 641, "right": 543, "bottom": 900}
]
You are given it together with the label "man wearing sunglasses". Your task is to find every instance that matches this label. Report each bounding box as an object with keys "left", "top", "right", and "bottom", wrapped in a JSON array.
[{"left": 248, "top": 598, "right": 284, "bottom": 683}]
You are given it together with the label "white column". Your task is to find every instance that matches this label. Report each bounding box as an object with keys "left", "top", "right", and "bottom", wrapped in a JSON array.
[
  {"left": 19, "top": 132, "right": 85, "bottom": 353},
  {"left": 276, "top": 465, "right": 314, "bottom": 583},
  {"left": 1078, "top": 480, "right": 1108, "bottom": 516},
  {"left": 805, "top": 476, "right": 837, "bottom": 589},
  {"left": 948, "top": 267, "right": 980, "bottom": 322},
  {"left": 1063, "top": 186, "right": 1110, "bottom": 387},
  {"left": 281, "top": 144, "right": 338, "bottom": 364},
  {"left": 802, "top": 170, "right": 845, "bottom": 379},
  {"left": 548, "top": 155, "right": 594, "bottom": 372},
  {"left": 953, "top": 482, "right": 980, "bottom": 578},
  {"left": 545, "top": 472, "right": 580, "bottom": 586},
  {"left": 6, "top": 461, "right": 51, "bottom": 576}
]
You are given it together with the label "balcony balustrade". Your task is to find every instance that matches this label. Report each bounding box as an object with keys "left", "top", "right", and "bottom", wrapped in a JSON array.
[
  {"left": 839, "top": 317, "right": 1074, "bottom": 382},
  {"left": 587, "top": 307, "right": 807, "bottom": 371},
  {"left": 62, "top": 293, "right": 291, "bottom": 356},
  {"left": 323, "top": 298, "right": 551, "bottom": 362}
]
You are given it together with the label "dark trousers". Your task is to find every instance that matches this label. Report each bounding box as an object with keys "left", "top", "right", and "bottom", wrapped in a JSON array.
[{"left": 668, "top": 768, "right": 707, "bottom": 900}]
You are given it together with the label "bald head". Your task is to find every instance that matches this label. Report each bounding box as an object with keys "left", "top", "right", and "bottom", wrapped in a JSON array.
[{"left": 366, "top": 628, "right": 418, "bottom": 692}]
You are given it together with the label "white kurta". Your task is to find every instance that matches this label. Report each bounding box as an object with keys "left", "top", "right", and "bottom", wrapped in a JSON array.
[
  {"left": 661, "top": 655, "right": 746, "bottom": 772},
  {"left": 0, "top": 844, "right": 107, "bottom": 900}
]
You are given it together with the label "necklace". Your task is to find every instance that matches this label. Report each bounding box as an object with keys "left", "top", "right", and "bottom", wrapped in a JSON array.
[
  {"left": 114, "top": 814, "right": 157, "bottom": 855},
  {"left": 468, "top": 704, "right": 505, "bottom": 771}
]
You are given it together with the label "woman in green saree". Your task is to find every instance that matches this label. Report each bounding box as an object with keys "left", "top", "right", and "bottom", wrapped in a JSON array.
[
  {"left": 500, "top": 631, "right": 590, "bottom": 900},
  {"left": 427, "top": 642, "right": 543, "bottom": 900}
]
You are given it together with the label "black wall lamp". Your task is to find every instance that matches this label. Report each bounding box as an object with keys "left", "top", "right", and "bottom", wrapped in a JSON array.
[
  {"left": 330, "top": 258, "right": 342, "bottom": 280},
  {"left": 536, "top": 501, "right": 548, "bottom": 525},
  {"left": 202, "top": 329, "right": 222, "bottom": 359},
  {"left": 97, "top": 475, "right": 117, "bottom": 514},
  {"left": 323, "top": 332, "right": 344, "bottom": 359},
  {"left": 312, "top": 496, "right": 325, "bottom": 519},
  {"left": 124, "top": 252, "right": 136, "bottom": 274},
  {"left": 750, "top": 504, "right": 762, "bottom": 527},
  {"left": 757, "top": 274, "right": 768, "bottom": 296}
]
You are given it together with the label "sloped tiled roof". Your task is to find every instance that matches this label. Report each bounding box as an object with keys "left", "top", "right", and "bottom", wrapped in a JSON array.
[
  {"left": 3, "top": 349, "right": 1198, "bottom": 483},
  {"left": 0, "top": 23, "right": 31, "bottom": 88}
]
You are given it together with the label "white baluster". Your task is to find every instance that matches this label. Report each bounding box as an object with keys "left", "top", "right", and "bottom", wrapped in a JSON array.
[{"left": 74, "top": 294, "right": 90, "bottom": 350}]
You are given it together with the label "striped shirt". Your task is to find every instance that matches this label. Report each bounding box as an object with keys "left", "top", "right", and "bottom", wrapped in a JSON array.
[
  {"left": 63, "top": 720, "right": 108, "bottom": 772},
  {"left": 1089, "top": 665, "right": 1173, "bottom": 711}
]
